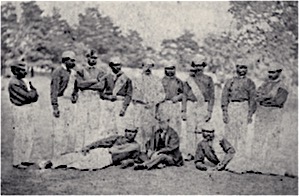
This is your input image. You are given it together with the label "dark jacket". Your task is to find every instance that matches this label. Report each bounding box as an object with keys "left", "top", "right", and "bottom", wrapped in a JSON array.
[{"left": 146, "top": 126, "right": 184, "bottom": 166}]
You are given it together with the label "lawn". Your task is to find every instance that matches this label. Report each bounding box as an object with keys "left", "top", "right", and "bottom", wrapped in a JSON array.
[{"left": 1, "top": 69, "right": 298, "bottom": 195}]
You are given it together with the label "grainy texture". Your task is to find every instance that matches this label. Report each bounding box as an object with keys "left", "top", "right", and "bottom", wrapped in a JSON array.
[{"left": 1, "top": 74, "right": 298, "bottom": 195}]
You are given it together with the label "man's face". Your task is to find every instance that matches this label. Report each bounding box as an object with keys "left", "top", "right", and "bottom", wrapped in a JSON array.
[
  {"left": 111, "top": 64, "right": 122, "bottom": 74},
  {"left": 236, "top": 65, "right": 247, "bottom": 76},
  {"left": 16, "top": 68, "right": 27, "bottom": 79},
  {"left": 189, "top": 67, "right": 197, "bottom": 77},
  {"left": 268, "top": 71, "right": 281, "bottom": 80},
  {"left": 125, "top": 130, "right": 137, "bottom": 141},
  {"left": 87, "top": 56, "right": 97, "bottom": 66},
  {"left": 65, "top": 58, "right": 76, "bottom": 69},
  {"left": 197, "top": 65, "right": 204, "bottom": 74},
  {"left": 159, "top": 120, "right": 169, "bottom": 130},
  {"left": 143, "top": 64, "right": 153, "bottom": 75},
  {"left": 202, "top": 131, "right": 215, "bottom": 141},
  {"left": 165, "top": 69, "right": 175, "bottom": 77}
]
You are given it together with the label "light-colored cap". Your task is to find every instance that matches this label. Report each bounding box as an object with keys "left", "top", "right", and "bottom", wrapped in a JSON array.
[
  {"left": 191, "top": 54, "right": 206, "bottom": 64},
  {"left": 62, "top": 51, "right": 76, "bottom": 59},
  {"left": 110, "top": 56, "right": 122, "bottom": 65},
  {"left": 235, "top": 58, "right": 251, "bottom": 67},
  {"left": 267, "top": 62, "right": 283, "bottom": 72},
  {"left": 143, "top": 58, "right": 155, "bottom": 65},
  {"left": 201, "top": 122, "right": 215, "bottom": 132},
  {"left": 125, "top": 124, "right": 138, "bottom": 132},
  {"left": 10, "top": 60, "right": 26, "bottom": 70}
]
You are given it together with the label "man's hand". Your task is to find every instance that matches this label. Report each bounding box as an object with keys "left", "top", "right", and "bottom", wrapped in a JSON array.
[
  {"left": 53, "top": 108, "right": 60, "bottom": 118},
  {"left": 119, "top": 108, "right": 126, "bottom": 117},
  {"left": 29, "top": 81, "right": 36, "bottom": 91},
  {"left": 81, "top": 147, "right": 90, "bottom": 156},
  {"left": 151, "top": 151, "right": 160, "bottom": 159},
  {"left": 215, "top": 163, "right": 225, "bottom": 171},
  {"left": 71, "top": 94, "right": 78, "bottom": 104},
  {"left": 204, "top": 111, "right": 212, "bottom": 122},
  {"left": 181, "top": 112, "right": 187, "bottom": 121},
  {"left": 247, "top": 115, "right": 253, "bottom": 124},
  {"left": 109, "top": 95, "right": 117, "bottom": 102},
  {"left": 223, "top": 112, "right": 229, "bottom": 124}
]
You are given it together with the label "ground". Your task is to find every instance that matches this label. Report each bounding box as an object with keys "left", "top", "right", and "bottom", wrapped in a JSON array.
[{"left": 1, "top": 72, "right": 298, "bottom": 195}]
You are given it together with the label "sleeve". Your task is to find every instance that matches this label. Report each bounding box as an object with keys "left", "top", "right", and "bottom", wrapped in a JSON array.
[
  {"left": 247, "top": 79, "right": 257, "bottom": 117},
  {"left": 159, "top": 131, "right": 180, "bottom": 153},
  {"left": 85, "top": 135, "right": 119, "bottom": 150},
  {"left": 76, "top": 69, "right": 98, "bottom": 90},
  {"left": 221, "top": 79, "right": 231, "bottom": 113},
  {"left": 99, "top": 76, "right": 112, "bottom": 100},
  {"left": 261, "top": 87, "right": 289, "bottom": 108},
  {"left": 9, "top": 83, "right": 38, "bottom": 104},
  {"left": 50, "top": 69, "right": 60, "bottom": 110},
  {"left": 194, "top": 142, "right": 205, "bottom": 163},
  {"left": 182, "top": 81, "right": 194, "bottom": 113},
  {"left": 122, "top": 79, "right": 133, "bottom": 111},
  {"left": 207, "top": 77, "right": 215, "bottom": 113}
]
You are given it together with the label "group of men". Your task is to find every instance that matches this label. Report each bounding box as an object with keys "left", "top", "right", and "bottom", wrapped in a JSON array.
[{"left": 8, "top": 49, "right": 289, "bottom": 175}]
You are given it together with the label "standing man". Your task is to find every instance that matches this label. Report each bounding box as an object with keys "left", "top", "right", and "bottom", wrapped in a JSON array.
[
  {"left": 50, "top": 51, "right": 77, "bottom": 157},
  {"left": 251, "top": 64, "right": 288, "bottom": 175},
  {"left": 72, "top": 49, "right": 106, "bottom": 150},
  {"left": 99, "top": 57, "right": 133, "bottom": 136},
  {"left": 181, "top": 54, "right": 215, "bottom": 161},
  {"left": 8, "top": 60, "right": 39, "bottom": 169},
  {"left": 158, "top": 60, "right": 184, "bottom": 140},
  {"left": 221, "top": 59, "right": 256, "bottom": 173},
  {"left": 134, "top": 117, "right": 184, "bottom": 170},
  {"left": 130, "top": 58, "right": 165, "bottom": 152}
]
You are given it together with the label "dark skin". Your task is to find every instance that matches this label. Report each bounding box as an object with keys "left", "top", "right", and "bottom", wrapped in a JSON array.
[
  {"left": 53, "top": 57, "right": 76, "bottom": 118},
  {"left": 223, "top": 65, "right": 252, "bottom": 124}
]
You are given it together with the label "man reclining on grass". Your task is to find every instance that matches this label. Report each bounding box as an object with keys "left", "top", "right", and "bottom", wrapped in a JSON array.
[{"left": 38, "top": 125, "right": 140, "bottom": 170}]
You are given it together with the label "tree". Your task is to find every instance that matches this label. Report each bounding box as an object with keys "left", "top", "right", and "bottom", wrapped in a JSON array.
[
  {"left": 159, "top": 30, "right": 199, "bottom": 70},
  {"left": 228, "top": 1, "right": 298, "bottom": 85},
  {"left": 1, "top": 2, "right": 18, "bottom": 75}
]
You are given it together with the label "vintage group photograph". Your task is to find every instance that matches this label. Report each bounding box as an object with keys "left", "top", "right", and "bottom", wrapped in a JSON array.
[{"left": 1, "top": 1, "right": 298, "bottom": 195}]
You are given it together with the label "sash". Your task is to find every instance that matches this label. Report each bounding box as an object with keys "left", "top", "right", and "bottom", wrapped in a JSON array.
[
  {"left": 63, "top": 69, "right": 76, "bottom": 98},
  {"left": 186, "top": 76, "right": 205, "bottom": 105},
  {"left": 113, "top": 72, "right": 129, "bottom": 96}
]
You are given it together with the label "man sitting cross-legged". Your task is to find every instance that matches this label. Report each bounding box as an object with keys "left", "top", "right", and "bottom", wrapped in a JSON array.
[
  {"left": 194, "top": 123, "right": 235, "bottom": 171},
  {"left": 133, "top": 116, "right": 184, "bottom": 170},
  {"left": 38, "top": 125, "right": 140, "bottom": 170}
]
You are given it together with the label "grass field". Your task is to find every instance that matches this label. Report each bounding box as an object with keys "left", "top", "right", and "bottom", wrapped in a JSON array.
[{"left": 1, "top": 68, "right": 298, "bottom": 195}]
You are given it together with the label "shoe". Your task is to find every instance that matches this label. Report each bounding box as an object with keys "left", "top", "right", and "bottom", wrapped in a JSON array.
[
  {"left": 133, "top": 164, "right": 147, "bottom": 170},
  {"left": 157, "top": 163, "right": 166, "bottom": 169},
  {"left": 120, "top": 160, "right": 135, "bottom": 169},
  {"left": 13, "top": 164, "right": 28, "bottom": 169},
  {"left": 38, "top": 160, "right": 52, "bottom": 169}
]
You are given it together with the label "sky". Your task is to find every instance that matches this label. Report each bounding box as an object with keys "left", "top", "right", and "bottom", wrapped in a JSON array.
[{"left": 5, "top": 1, "right": 234, "bottom": 49}]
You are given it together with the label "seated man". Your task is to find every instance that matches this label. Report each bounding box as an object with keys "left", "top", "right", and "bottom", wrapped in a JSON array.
[
  {"left": 39, "top": 125, "right": 140, "bottom": 170},
  {"left": 133, "top": 117, "right": 184, "bottom": 170},
  {"left": 194, "top": 123, "right": 235, "bottom": 171}
]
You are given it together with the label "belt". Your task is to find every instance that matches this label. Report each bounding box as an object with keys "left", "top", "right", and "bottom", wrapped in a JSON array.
[{"left": 230, "top": 99, "right": 248, "bottom": 103}]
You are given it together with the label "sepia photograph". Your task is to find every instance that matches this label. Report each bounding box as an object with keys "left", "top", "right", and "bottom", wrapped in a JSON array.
[{"left": 1, "top": 1, "right": 298, "bottom": 195}]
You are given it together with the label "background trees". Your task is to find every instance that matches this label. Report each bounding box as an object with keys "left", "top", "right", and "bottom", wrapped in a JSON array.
[{"left": 1, "top": 1, "right": 297, "bottom": 86}]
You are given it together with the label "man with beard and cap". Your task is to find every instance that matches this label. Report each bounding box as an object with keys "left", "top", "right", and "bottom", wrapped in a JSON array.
[
  {"left": 129, "top": 58, "right": 165, "bottom": 152},
  {"left": 99, "top": 56, "right": 133, "bottom": 137},
  {"left": 133, "top": 116, "right": 183, "bottom": 170},
  {"left": 71, "top": 49, "right": 106, "bottom": 151},
  {"left": 181, "top": 54, "right": 215, "bottom": 161},
  {"left": 38, "top": 124, "right": 140, "bottom": 170},
  {"left": 194, "top": 122, "right": 235, "bottom": 171},
  {"left": 250, "top": 63, "right": 289, "bottom": 175},
  {"left": 8, "top": 60, "right": 39, "bottom": 169},
  {"left": 220, "top": 58, "right": 256, "bottom": 173},
  {"left": 157, "top": 60, "right": 184, "bottom": 141},
  {"left": 50, "top": 50, "right": 77, "bottom": 157}
]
